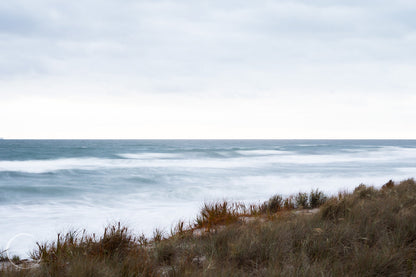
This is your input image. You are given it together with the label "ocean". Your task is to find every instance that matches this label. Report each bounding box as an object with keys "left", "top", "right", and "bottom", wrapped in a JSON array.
[{"left": 1, "top": 139, "right": 416, "bottom": 257}]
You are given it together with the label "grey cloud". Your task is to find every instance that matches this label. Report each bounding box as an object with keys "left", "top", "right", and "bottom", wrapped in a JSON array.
[
  {"left": 0, "top": 0, "right": 415, "bottom": 96},
  {"left": 0, "top": 10, "right": 38, "bottom": 35}
]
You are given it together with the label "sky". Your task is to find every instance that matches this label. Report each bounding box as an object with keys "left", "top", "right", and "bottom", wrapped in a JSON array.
[{"left": 0, "top": 0, "right": 415, "bottom": 139}]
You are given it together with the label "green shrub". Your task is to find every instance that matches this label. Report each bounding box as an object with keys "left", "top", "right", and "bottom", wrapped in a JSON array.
[
  {"left": 309, "top": 189, "right": 327, "bottom": 208},
  {"left": 261, "top": 194, "right": 284, "bottom": 213},
  {"left": 295, "top": 192, "right": 308, "bottom": 208}
]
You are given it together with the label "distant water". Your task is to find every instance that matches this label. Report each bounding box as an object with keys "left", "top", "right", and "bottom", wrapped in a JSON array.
[{"left": 1, "top": 140, "right": 416, "bottom": 257}]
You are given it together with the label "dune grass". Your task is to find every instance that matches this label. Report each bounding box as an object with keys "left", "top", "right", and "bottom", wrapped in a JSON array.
[{"left": 2, "top": 179, "right": 416, "bottom": 276}]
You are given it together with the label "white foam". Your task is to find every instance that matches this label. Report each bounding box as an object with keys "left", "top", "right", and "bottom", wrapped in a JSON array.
[
  {"left": 1, "top": 146, "right": 416, "bottom": 173},
  {"left": 0, "top": 157, "right": 249, "bottom": 173},
  {"left": 236, "top": 150, "right": 288, "bottom": 156},
  {"left": 117, "top": 153, "right": 180, "bottom": 159},
  {"left": 266, "top": 146, "right": 416, "bottom": 164},
  {"left": 2, "top": 168, "right": 414, "bottom": 258},
  {"left": 2, "top": 143, "right": 416, "bottom": 258},
  {"left": 0, "top": 200, "right": 200, "bottom": 258},
  {"left": 0, "top": 158, "right": 108, "bottom": 174}
]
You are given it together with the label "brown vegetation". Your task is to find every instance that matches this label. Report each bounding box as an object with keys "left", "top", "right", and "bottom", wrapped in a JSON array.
[{"left": 2, "top": 179, "right": 416, "bottom": 276}]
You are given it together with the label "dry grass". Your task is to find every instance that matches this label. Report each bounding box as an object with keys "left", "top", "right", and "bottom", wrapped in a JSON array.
[
  {"left": 195, "top": 201, "right": 244, "bottom": 230},
  {"left": 2, "top": 179, "right": 416, "bottom": 276}
]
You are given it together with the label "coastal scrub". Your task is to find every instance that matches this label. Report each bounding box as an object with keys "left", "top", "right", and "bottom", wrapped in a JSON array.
[{"left": 1, "top": 179, "right": 416, "bottom": 276}]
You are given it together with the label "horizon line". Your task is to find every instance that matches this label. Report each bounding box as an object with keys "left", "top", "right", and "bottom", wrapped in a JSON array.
[{"left": 1, "top": 138, "right": 416, "bottom": 141}]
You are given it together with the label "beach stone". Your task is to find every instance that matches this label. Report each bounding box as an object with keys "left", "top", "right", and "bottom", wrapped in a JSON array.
[{"left": 192, "top": 255, "right": 206, "bottom": 267}]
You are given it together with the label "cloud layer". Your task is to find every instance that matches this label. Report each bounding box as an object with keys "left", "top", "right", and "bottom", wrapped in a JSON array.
[{"left": 1, "top": 0, "right": 415, "bottom": 138}]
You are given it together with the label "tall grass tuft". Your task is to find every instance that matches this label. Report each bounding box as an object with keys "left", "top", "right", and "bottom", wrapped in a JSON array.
[
  {"left": 260, "top": 194, "right": 284, "bottom": 213},
  {"left": 283, "top": 195, "right": 295, "bottom": 210},
  {"left": 295, "top": 192, "right": 308, "bottom": 208},
  {"left": 0, "top": 249, "right": 7, "bottom": 262},
  {"left": 309, "top": 189, "right": 327, "bottom": 208},
  {"left": 195, "top": 201, "right": 241, "bottom": 229}
]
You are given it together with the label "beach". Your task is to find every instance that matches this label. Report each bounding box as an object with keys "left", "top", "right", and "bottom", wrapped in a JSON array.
[{"left": 1, "top": 140, "right": 416, "bottom": 257}]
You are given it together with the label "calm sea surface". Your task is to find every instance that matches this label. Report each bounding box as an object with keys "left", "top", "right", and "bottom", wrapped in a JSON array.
[{"left": 1, "top": 139, "right": 416, "bottom": 256}]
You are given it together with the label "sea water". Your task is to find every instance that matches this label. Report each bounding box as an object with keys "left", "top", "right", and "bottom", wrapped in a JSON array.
[{"left": 1, "top": 140, "right": 416, "bottom": 257}]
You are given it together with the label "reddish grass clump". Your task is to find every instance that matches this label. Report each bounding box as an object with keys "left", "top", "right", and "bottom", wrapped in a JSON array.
[{"left": 195, "top": 201, "right": 242, "bottom": 229}]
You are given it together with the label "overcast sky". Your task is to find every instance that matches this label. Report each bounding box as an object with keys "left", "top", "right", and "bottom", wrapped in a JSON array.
[{"left": 1, "top": 0, "right": 415, "bottom": 139}]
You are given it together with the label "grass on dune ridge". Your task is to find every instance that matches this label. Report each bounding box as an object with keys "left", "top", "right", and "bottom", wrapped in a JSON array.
[{"left": 2, "top": 179, "right": 416, "bottom": 276}]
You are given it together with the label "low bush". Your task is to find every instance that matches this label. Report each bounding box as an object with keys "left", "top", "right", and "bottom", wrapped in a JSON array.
[
  {"left": 261, "top": 194, "right": 284, "bottom": 213},
  {"left": 295, "top": 192, "right": 308, "bottom": 208},
  {"left": 309, "top": 189, "right": 327, "bottom": 208}
]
